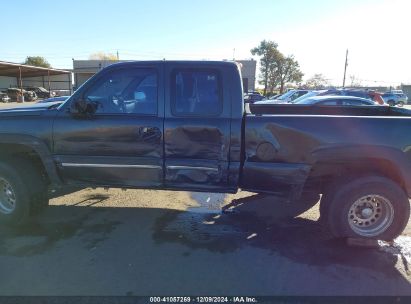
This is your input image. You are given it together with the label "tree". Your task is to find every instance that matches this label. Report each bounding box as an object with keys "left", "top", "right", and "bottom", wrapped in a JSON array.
[
  {"left": 251, "top": 40, "right": 280, "bottom": 95},
  {"left": 251, "top": 40, "right": 303, "bottom": 95},
  {"left": 89, "top": 52, "right": 118, "bottom": 60},
  {"left": 277, "top": 55, "right": 303, "bottom": 93},
  {"left": 349, "top": 75, "right": 362, "bottom": 87},
  {"left": 23, "top": 56, "right": 51, "bottom": 68},
  {"left": 304, "top": 74, "right": 329, "bottom": 89}
]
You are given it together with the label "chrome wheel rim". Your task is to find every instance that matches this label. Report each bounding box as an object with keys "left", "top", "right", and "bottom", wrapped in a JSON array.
[
  {"left": 0, "top": 177, "right": 16, "bottom": 214},
  {"left": 348, "top": 194, "right": 394, "bottom": 237}
]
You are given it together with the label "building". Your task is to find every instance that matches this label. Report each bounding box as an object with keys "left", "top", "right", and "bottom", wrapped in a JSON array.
[
  {"left": 72, "top": 60, "right": 117, "bottom": 89},
  {"left": 235, "top": 60, "right": 256, "bottom": 92},
  {"left": 0, "top": 61, "right": 72, "bottom": 96},
  {"left": 72, "top": 59, "right": 256, "bottom": 92}
]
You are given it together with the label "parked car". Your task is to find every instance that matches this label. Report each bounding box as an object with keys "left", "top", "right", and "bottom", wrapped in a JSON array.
[
  {"left": 338, "top": 89, "right": 373, "bottom": 99},
  {"left": 268, "top": 94, "right": 282, "bottom": 99},
  {"left": 382, "top": 91, "right": 408, "bottom": 106},
  {"left": 0, "top": 60, "right": 411, "bottom": 243},
  {"left": 37, "top": 96, "right": 70, "bottom": 104},
  {"left": 294, "top": 95, "right": 378, "bottom": 106},
  {"left": 290, "top": 90, "right": 328, "bottom": 103},
  {"left": 25, "top": 86, "right": 55, "bottom": 99},
  {"left": 367, "top": 91, "right": 386, "bottom": 105},
  {"left": 318, "top": 89, "right": 387, "bottom": 105},
  {"left": 257, "top": 89, "right": 310, "bottom": 104},
  {"left": 3, "top": 88, "right": 37, "bottom": 102},
  {"left": 0, "top": 93, "right": 10, "bottom": 103},
  {"left": 244, "top": 92, "right": 265, "bottom": 103}
]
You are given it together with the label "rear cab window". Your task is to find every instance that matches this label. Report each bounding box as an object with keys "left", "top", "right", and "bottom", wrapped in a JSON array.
[{"left": 171, "top": 69, "right": 222, "bottom": 116}]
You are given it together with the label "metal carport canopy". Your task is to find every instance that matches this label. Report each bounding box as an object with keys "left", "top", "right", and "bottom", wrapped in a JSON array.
[{"left": 0, "top": 61, "right": 70, "bottom": 77}]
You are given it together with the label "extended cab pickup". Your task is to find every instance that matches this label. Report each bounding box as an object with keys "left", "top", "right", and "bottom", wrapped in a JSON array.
[{"left": 0, "top": 61, "right": 410, "bottom": 241}]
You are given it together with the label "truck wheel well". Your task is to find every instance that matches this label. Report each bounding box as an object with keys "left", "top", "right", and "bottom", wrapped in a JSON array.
[
  {"left": 0, "top": 143, "right": 50, "bottom": 186},
  {"left": 306, "top": 158, "right": 404, "bottom": 194}
]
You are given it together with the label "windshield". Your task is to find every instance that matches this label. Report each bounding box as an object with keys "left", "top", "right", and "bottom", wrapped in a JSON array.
[
  {"left": 294, "top": 97, "right": 316, "bottom": 104},
  {"left": 290, "top": 91, "right": 318, "bottom": 103},
  {"left": 277, "top": 90, "right": 295, "bottom": 100}
]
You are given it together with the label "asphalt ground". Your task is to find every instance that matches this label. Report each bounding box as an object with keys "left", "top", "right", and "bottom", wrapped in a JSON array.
[{"left": 0, "top": 188, "right": 410, "bottom": 296}]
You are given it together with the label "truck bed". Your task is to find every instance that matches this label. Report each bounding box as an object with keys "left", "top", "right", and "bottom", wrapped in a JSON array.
[
  {"left": 241, "top": 104, "right": 411, "bottom": 198},
  {"left": 245, "top": 104, "right": 411, "bottom": 116},
  {"left": 248, "top": 103, "right": 411, "bottom": 116}
]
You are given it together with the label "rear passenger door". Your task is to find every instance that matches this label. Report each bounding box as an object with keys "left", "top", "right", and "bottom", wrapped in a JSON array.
[{"left": 163, "top": 63, "right": 231, "bottom": 191}]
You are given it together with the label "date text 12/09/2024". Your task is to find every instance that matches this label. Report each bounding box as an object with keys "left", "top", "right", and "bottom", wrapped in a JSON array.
[{"left": 149, "top": 296, "right": 258, "bottom": 303}]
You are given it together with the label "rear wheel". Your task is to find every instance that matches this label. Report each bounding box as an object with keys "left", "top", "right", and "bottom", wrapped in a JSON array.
[{"left": 322, "top": 176, "right": 409, "bottom": 241}]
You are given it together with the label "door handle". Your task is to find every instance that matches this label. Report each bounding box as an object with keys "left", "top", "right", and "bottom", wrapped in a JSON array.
[
  {"left": 140, "top": 127, "right": 157, "bottom": 134},
  {"left": 137, "top": 126, "right": 161, "bottom": 140}
]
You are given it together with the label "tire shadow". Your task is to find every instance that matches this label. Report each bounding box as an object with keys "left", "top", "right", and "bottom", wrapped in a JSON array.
[
  {"left": 154, "top": 193, "right": 409, "bottom": 277},
  {"left": 0, "top": 191, "right": 408, "bottom": 287}
]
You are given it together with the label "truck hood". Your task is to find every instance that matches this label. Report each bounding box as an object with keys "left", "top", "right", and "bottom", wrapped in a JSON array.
[{"left": 0, "top": 101, "right": 62, "bottom": 115}]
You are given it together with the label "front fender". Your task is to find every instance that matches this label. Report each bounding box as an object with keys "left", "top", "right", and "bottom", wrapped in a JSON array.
[{"left": 0, "top": 134, "right": 62, "bottom": 186}]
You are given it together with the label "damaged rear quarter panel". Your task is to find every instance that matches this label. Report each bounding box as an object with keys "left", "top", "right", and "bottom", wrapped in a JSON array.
[{"left": 242, "top": 114, "right": 411, "bottom": 195}]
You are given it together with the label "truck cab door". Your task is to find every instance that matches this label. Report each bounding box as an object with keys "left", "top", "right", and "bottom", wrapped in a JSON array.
[
  {"left": 163, "top": 63, "right": 233, "bottom": 192},
  {"left": 52, "top": 63, "right": 164, "bottom": 188}
]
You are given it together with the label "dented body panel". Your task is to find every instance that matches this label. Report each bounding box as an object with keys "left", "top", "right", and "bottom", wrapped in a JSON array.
[
  {"left": 1, "top": 60, "right": 411, "bottom": 200},
  {"left": 243, "top": 114, "right": 411, "bottom": 196}
]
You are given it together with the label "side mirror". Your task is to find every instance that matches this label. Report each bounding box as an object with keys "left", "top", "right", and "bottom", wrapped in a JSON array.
[{"left": 70, "top": 98, "right": 98, "bottom": 116}]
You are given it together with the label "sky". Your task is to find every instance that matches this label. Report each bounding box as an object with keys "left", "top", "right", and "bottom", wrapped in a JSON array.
[{"left": 2, "top": 0, "right": 410, "bottom": 87}]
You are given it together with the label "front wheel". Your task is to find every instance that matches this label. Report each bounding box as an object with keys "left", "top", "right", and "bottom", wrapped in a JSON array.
[
  {"left": 323, "top": 176, "right": 410, "bottom": 241},
  {"left": 0, "top": 160, "right": 31, "bottom": 225}
]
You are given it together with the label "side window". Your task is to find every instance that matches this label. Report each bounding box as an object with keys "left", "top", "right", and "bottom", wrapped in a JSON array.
[
  {"left": 83, "top": 68, "right": 157, "bottom": 115},
  {"left": 320, "top": 100, "right": 339, "bottom": 105},
  {"left": 172, "top": 69, "right": 222, "bottom": 116},
  {"left": 290, "top": 93, "right": 299, "bottom": 101},
  {"left": 345, "top": 91, "right": 366, "bottom": 98},
  {"left": 342, "top": 100, "right": 355, "bottom": 106},
  {"left": 342, "top": 100, "right": 371, "bottom": 106}
]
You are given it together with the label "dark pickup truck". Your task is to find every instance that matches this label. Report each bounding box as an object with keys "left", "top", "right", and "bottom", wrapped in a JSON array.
[{"left": 0, "top": 61, "right": 410, "bottom": 241}]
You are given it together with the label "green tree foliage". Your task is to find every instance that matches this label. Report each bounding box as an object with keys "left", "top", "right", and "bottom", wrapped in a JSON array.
[
  {"left": 23, "top": 56, "right": 51, "bottom": 68},
  {"left": 251, "top": 40, "right": 303, "bottom": 94},
  {"left": 277, "top": 55, "right": 303, "bottom": 93},
  {"left": 251, "top": 40, "right": 280, "bottom": 95}
]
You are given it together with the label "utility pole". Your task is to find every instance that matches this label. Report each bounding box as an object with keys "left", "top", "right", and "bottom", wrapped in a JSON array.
[
  {"left": 233, "top": 48, "right": 236, "bottom": 61},
  {"left": 116, "top": 50, "right": 119, "bottom": 60},
  {"left": 342, "top": 49, "right": 348, "bottom": 88}
]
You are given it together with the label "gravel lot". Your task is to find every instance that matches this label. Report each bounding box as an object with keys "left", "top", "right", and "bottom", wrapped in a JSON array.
[{"left": 0, "top": 101, "right": 410, "bottom": 296}]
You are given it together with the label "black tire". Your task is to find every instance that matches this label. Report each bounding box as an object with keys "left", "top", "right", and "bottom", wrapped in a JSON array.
[
  {"left": 398, "top": 101, "right": 405, "bottom": 107},
  {"left": 0, "top": 159, "right": 31, "bottom": 225},
  {"left": 388, "top": 100, "right": 395, "bottom": 106},
  {"left": 323, "top": 176, "right": 410, "bottom": 241},
  {"left": 21, "top": 160, "right": 49, "bottom": 214},
  {"left": 0, "top": 157, "right": 49, "bottom": 226}
]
